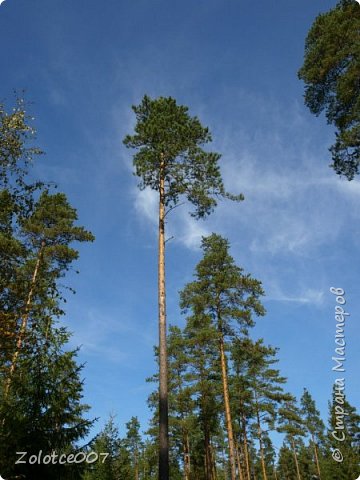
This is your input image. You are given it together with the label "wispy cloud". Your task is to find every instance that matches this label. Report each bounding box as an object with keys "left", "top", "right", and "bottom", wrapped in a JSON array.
[
  {"left": 134, "top": 187, "right": 158, "bottom": 226},
  {"left": 133, "top": 186, "right": 211, "bottom": 250},
  {"left": 266, "top": 284, "right": 325, "bottom": 306},
  {"left": 65, "top": 306, "right": 156, "bottom": 365}
]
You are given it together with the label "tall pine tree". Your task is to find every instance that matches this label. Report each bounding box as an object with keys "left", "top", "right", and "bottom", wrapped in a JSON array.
[
  {"left": 180, "top": 234, "right": 265, "bottom": 480},
  {"left": 124, "top": 95, "right": 242, "bottom": 480}
]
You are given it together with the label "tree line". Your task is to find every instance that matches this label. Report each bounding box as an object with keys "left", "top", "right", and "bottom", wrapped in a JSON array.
[{"left": 83, "top": 234, "right": 359, "bottom": 480}]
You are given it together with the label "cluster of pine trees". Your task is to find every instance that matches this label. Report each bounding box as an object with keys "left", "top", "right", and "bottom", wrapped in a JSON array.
[
  {"left": 2, "top": 0, "right": 360, "bottom": 471},
  {"left": 83, "top": 236, "right": 360, "bottom": 480}
]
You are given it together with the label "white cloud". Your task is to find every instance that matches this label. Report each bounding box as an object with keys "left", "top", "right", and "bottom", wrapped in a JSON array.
[
  {"left": 134, "top": 187, "right": 158, "bottom": 226},
  {"left": 133, "top": 186, "right": 211, "bottom": 250},
  {"left": 266, "top": 284, "right": 325, "bottom": 306},
  {"left": 65, "top": 307, "right": 155, "bottom": 365},
  {"left": 176, "top": 212, "right": 210, "bottom": 250}
]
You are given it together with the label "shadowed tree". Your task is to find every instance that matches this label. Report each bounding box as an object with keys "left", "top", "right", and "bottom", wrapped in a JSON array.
[
  {"left": 0, "top": 323, "right": 93, "bottom": 480},
  {"left": 298, "top": 0, "right": 360, "bottom": 179},
  {"left": 123, "top": 95, "right": 242, "bottom": 480}
]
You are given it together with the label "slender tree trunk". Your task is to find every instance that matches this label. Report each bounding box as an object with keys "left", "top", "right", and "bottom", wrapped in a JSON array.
[
  {"left": 183, "top": 430, "right": 191, "bottom": 480},
  {"left": 254, "top": 395, "right": 268, "bottom": 480},
  {"left": 312, "top": 436, "right": 321, "bottom": 480},
  {"left": 204, "top": 429, "right": 213, "bottom": 480},
  {"left": 273, "top": 464, "right": 278, "bottom": 480},
  {"left": 242, "top": 414, "right": 251, "bottom": 480},
  {"left": 135, "top": 448, "right": 139, "bottom": 480},
  {"left": 158, "top": 155, "right": 169, "bottom": 480},
  {"left": 4, "top": 241, "right": 44, "bottom": 397},
  {"left": 291, "top": 437, "right": 301, "bottom": 480},
  {"left": 235, "top": 441, "right": 244, "bottom": 480},
  {"left": 210, "top": 442, "right": 218, "bottom": 480},
  {"left": 222, "top": 447, "right": 228, "bottom": 480},
  {"left": 218, "top": 334, "right": 237, "bottom": 480},
  {"left": 242, "top": 416, "right": 251, "bottom": 480}
]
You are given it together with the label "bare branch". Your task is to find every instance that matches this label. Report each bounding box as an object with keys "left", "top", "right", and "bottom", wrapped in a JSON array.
[{"left": 164, "top": 202, "right": 185, "bottom": 218}]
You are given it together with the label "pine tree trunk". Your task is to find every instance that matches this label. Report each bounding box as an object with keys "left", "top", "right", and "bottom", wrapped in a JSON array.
[
  {"left": 291, "top": 437, "right": 301, "bottom": 480},
  {"left": 218, "top": 334, "right": 237, "bottom": 480},
  {"left": 312, "top": 435, "right": 321, "bottom": 479},
  {"left": 135, "top": 448, "right": 139, "bottom": 480},
  {"left": 158, "top": 155, "right": 169, "bottom": 480},
  {"left": 255, "top": 395, "right": 268, "bottom": 480},
  {"left": 242, "top": 415, "right": 251, "bottom": 480},
  {"left": 4, "top": 240, "right": 44, "bottom": 396},
  {"left": 183, "top": 431, "right": 191, "bottom": 480},
  {"left": 235, "top": 441, "right": 244, "bottom": 480},
  {"left": 273, "top": 464, "right": 278, "bottom": 480},
  {"left": 210, "top": 443, "right": 217, "bottom": 480},
  {"left": 204, "top": 429, "right": 213, "bottom": 480}
]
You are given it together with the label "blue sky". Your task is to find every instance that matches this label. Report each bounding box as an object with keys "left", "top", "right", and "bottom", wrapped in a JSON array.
[{"left": 1, "top": 0, "right": 359, "bottom": 447}]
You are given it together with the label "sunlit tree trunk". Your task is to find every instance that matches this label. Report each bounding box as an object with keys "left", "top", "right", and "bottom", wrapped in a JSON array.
[
  {"left": 291, "top": 437, "right": 301, "bottom": 480},
  {"left": 235, "top": 441, "right": 244, "bottom": 480},
  {"left": 254, "top": 392, "right": 268, "bottom": 480},
  {"left": 135, "top": 446, "right": 139, "bottom": 480},
  {"left": 273, "top": 464, "right": 278, "bottom": 480},
  {"left": 158, "top": 154, "right": 169, "bottom": 480},
  {"left": 219, "top": 334, "right": 237, "bottom": 480},
  {"left": 312, "top": 436, "right": 321, "bottom": 479},
  {"left": 4, "top": 240, "right": 45, "bottom": 397},
  {"left": 183, "top": 431, "right": 191, "bottom": 480},
  {"left": 242, "top": 416, "right": 251, "bottom": 480},
  {"left": 210, "top": 443, "right": 218, "bottom": 480},
  {"left": 204, "top": 429, "right": 213, "bottom": 480}
]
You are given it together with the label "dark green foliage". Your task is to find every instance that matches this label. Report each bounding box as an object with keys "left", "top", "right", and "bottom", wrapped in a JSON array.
[
  {"left": 123, "top": 95, "right": 243, "bottom": 218},
  {"left": 233, "top": 337, "right": 291, "bottom": 428},
  {"left": 231, "top": 337, "right": 291, "bottom": 478},
  {"left": 300, "top": 388, "right": 325, "bottom": 477},
  {"left": 277, "top": 397, "right": 306, "bottom": 443},
  {"left": 180, "top": 234, "right": 266, "bottom": 478},
  {"left": 147, "top": 327, "right": 208, "bottom": 479},
  {"left": 82, "top": 416, "right": 129, "bottom": 480},
  {"left": 0, "top": 325, "right": 93, "bottom": 480},
  {"left": 180, "top": 234, "right": 265, "bottom": 337},
  {"left": 298, "top": 0, "right": 360, "bottom": 179},
  {"left": 323, "top": 385, "right": 360, "bottom": 479},
  {"left": 277, "top": 443, "right": 298, "bottom": 479},
  {"left": 0, "top": 97, "right": 95, "bottom": 480},
  {"left": 300, "top": 388, "right": 325, "bottom": 445},
  {"left": 182, "top": 319, "right": 223, "bottom": 479},
  {"left": 125, "top": 416, "right": 143, "bottom": 478}
]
